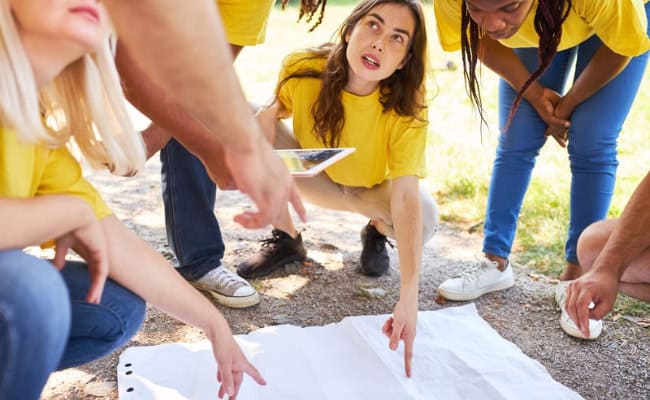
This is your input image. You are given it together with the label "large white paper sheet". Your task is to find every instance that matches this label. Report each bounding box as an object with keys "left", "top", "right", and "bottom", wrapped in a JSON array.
[{"left": 118, "top": 304, "right": 582, "bottom": 399}]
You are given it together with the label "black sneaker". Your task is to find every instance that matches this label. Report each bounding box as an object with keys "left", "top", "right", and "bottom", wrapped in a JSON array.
[
  {"left": 360, "top": 222, "right": 390, "bottom": 276},
  {"left": 237, "top": 229, "right": 307, "bottom": 279}
]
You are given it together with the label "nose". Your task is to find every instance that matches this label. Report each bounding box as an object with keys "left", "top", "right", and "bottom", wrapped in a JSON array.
[
  {"left": 480, "top": 14, "right": 506, "bottom": 33},
  {"left": 371, "top": 38, "right": 384, "bottom": 52}
]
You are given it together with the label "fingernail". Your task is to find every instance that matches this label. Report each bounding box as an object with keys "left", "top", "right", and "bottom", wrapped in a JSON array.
[{"left": 228, "top": 385, "right": 234, "bottom": 395}]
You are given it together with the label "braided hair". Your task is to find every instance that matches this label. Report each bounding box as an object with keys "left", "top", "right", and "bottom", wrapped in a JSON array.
[{"left": 460, "top": 0, "right": 571, "bottom": 129}]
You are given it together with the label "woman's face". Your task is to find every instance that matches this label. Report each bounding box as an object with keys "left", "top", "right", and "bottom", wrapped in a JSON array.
[
  {"left": 464, "top": 0, "right": 533, "bottom": 40},
  {"left": 10, "top": 0, "right": 109, "bottom": 60},
  {"left": 344, "top": 2, "right": 416, "bottom": 94}
]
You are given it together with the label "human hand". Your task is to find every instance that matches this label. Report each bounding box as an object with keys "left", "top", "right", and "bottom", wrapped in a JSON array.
[
  {"left": 225, "top": 139, "right": 305, "bottom": 229},
  {"left": 530, "top": 87, "right": 570, "bottom": 147},
  {"left": 52, "top": 210, "right": 109, "bottom": 304},
  {"left": 544, "top": 96, "right": 575, "bottom": 148},
  {"left": 382, "top": 297, "right": 418, "bottom": 377},
  {"left": 564, "top": 270, "right": 619, "bottom": 338},
  {"left": 210, "top": 330, "right": 266, "bottom": 399}
]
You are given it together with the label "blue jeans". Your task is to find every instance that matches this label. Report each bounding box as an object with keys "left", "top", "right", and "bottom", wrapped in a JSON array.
[
  {"left": 160, "top": 139, "right": 225, "bottom": 280},
  {"left": 0, "top": 250, "right": 145, "bottom": 400},
  {"left": 483, "top": 5, "right": 650, "bottom": 264}
]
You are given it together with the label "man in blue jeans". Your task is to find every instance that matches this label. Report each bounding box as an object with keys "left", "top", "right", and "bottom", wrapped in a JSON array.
[
  {"left": 115, "top": 0, "right": 278, "bottom": 308},
  {"left": 116, "top": 0, "right": 326, "bottom": 308}
]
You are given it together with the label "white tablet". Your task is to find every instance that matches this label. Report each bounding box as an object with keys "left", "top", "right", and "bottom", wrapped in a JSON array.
[{"left": 276, "top": 148, "right": 355, "bottom": 177}]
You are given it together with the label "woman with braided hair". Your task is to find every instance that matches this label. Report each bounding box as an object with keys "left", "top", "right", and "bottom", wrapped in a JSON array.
[{"left": 433, "top": 0, "right": 650, "bottom": 338}]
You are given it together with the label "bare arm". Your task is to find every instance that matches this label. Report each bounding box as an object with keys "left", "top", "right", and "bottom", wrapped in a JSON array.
[
  {"left": 383, "top": 175, "right": 422, "bottom": 378},
  {"left": 0, "top": 196, "right": 95, "bottom": 250},
  {"left": 593, "top": 171, "right": 650, "bottom": 277},
  {"left": 115, "top": 43, "right": 235, "bottom": 188},
  {"left": 101, "top": 216, "right": 265, "bottom": 397},
  {"left": 554, "top": 46, "right": 630, "bottom": 117},
  {"left": 105, "top": 0, "right": 305, "bottom": 228},
  {"left": 0, "top": 196, "right": 108, "bottom": 303},
  {"left": 566, "top": 171, "right": 650, "bottom": 337}
]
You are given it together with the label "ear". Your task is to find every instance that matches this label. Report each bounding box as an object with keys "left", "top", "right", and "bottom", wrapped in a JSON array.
[
  {"left": 344, "top": 30, "right": 351, "bottom": 43},
  {"left": 397, "top": 52, "right": 412, "bottom": 70}
]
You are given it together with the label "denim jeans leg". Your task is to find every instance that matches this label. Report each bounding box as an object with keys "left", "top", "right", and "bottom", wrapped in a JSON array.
[
  {"left": 564, "top": 13, "right": 650, "bottom": 263},
  {"left": 160, "top": 139, "right": 225, "bottom": 280},
  {"left": 0, "top": 250, "right": 71, "bottom": 400},
  {"left": 56, "top": 261, "right": 146, "bottom": 369},
  {"left": 482, "top": 47, "right": 575, "bottom": 259}
]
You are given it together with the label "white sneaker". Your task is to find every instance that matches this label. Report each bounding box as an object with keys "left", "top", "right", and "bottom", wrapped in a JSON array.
[
  {"left": 192, "top": 265, "right": 259, "bottom": 308},
  {"left": 437, "top": 258, "right": 514, "bottom": 301},
  {"left": 554, "top": 281, "right": 602, "bottom": 340}
]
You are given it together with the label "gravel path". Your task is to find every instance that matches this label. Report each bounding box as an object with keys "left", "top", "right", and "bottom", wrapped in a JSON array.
[{"left": 42, "top": 159, "right": 649, "bottom": 400}]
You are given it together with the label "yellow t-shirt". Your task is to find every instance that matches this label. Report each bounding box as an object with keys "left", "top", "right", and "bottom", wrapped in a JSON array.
[
  {"left": 217, "top": 0, "right": 276, "bottom": 46},
  {"left": 276, "top": 51, "right": 428, "bottom": 188},
  {"left": 434, "top": 0, "right": 650, "bottom": 56},
  {"left": 0, "top": 127, "right": 112, "bottom": 220}
]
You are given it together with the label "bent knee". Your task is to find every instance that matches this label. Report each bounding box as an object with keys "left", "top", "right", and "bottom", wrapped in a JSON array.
[{"left": 577, "top": 219, "right": 617, "bottom": 271}]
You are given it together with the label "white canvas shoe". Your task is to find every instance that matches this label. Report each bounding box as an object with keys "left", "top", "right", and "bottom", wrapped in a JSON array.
[
  {"left": 192, "top": 265, "right": 260, "bottom": 308},
  {"left": 437, "top": 257, "right": 515, "bottom": 301},
  {"left": 554, "top": 281, "right": 602, "bottom": 340}
]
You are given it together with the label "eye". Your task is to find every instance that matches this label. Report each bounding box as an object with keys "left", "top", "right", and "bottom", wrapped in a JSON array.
[
  {"left": 368, "top": 20, "right": 379, "bottom": 30},
  {"left": 391, "top": 34, "right": 404, "bottom": 44},
  {"left": 503, "top": 3, "right": 521, "bottom": 12}
]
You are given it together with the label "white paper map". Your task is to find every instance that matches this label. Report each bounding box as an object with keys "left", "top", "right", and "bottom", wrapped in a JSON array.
[{"left": 117, "top": 304, "right": 582, "bottom": 399}]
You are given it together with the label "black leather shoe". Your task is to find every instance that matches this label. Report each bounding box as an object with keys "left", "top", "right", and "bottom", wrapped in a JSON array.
[
  {"left": 360, "top": 222, "right": 390, "bottom": 276},
  {"left": 237, "top": 229, "right": 307, "bottom": 279}
]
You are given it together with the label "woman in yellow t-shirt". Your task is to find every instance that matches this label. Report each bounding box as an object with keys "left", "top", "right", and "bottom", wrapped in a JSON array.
[
  {"left": 433, "top": 0, "right": 650, "bottom": 338},
  {"left": 0, "top": 1, "right": 265, "bottom": 398},
  {"left": 237, "top": 0, "right": 438, "bottom": 377}
]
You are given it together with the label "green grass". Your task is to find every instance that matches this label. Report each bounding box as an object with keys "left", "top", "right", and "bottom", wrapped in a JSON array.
[{"left": 235, "top": 3, "right": 649, "bottom": 317}]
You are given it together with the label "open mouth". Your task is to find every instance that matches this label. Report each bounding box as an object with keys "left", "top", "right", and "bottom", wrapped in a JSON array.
[{"left": 361, "top": 54, "right": 380, "bottom": 69}]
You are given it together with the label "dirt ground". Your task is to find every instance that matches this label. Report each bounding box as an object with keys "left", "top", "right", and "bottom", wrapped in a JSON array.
[{"left": 41, "top": 158, "right": 649, "bottom": 400}]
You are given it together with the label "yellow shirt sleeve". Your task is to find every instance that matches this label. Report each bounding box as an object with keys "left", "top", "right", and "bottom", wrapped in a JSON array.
[
  {"left": 217, "top": 0, "right": 276, "bottom": 46},
  {"left": 37, "top": 148, "right": 113, "bottom": 219},
  {"left": 0, "top": 127, "right": 112, "bottom": 219},
  {"left": 387, "top": 114, "right": 428, "bottom": 180},
  {"left": 571, "top": 0, "right": 650, "bottom": 56},
  {"left": 433, "top": 0, "right": 463, "bottom": 52}
]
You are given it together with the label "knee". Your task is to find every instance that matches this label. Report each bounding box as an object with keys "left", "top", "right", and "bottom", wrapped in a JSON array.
[
  {"left": 577, "top": 220, "right": 614, "bottom": 272},
  {"left": 0, "top": 251, "right": 71, "bottom": 336},
  {"left": 105, "top": 285, "right": 146, "bottom": 347},
  {"left": 420, "top": 190, "right": 440, "bottom": 243},
  {"left": 0, "top": 251, "right": 71, "bottom": 393}
]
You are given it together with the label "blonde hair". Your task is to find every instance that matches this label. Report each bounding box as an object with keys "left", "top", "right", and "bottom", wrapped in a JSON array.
[{"left": 0, "top": 1, "right": 145, "bottom": 176}]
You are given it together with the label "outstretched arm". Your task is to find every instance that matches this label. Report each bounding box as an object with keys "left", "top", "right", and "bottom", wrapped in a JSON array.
[
  {"left": 114, "top": 43, "right": 235, "bottom": 188},
  {"left": 565, "top": 170, "right": 650, "bottom": 337},
  {"left": 382, "top": 175, "right": 422, "bottom": 378},
  {"left": 105, "top": 0, "right": 305, "bottom": 228},
  {"left": 100, "top": 216, "right": 266, "bottom": 398}
]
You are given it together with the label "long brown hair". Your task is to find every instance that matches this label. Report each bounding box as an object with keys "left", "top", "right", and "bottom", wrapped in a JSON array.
[
  {"left": 460, "top": 0, "right": 571, "bottom": 129},
  {"left": 281, "top": 0, "right": 328, "bottom": 32},
  {"left": 276, "top": 0, "right": 428, "bottom": 147}
]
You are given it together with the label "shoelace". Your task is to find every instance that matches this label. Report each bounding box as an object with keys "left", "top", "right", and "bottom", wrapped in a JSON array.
[
  {"left": 208, "top": 267, "right": 248, "bottom": 290},
  {"left": 457, "top": 259, "right": 495, "bottom": 282}
]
